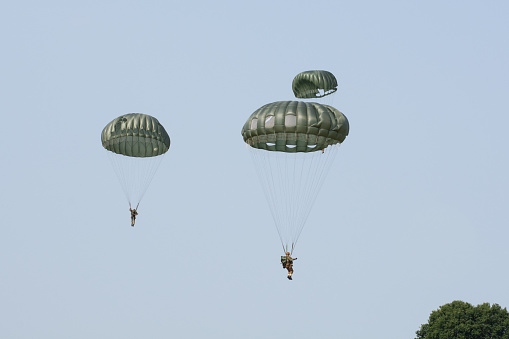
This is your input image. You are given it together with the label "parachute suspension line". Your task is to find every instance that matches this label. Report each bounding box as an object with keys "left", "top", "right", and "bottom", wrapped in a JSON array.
[
  {"left": 280, "top": 141, "right": 309, "bottom": 249},
  {"left": 269, "top": 152, "right": 287, "bottom": 253},
  {"left": 289, "top": 138, "right": 300, "bottom": 255},
  {"left": 291, "top": 144, "right": 340, "bottom": 249},
  {"left": 277, "top": 140, "right": 290, "bottom": 252},
  {"left": 134, "top": 151, "right": 165, "bottom": 208},
  {"left": 274, "top": 134, "right": 296, "bottom": 252},
  {"left": 107, "top": 149, "right": 165, "bottom": 209},
  {"left": 281, "top": 143, "right": 339, "bottom": 251},
  {"left": 297, "top": 147, "right": 325, "bottom": 242},
  {"left": 306, "top": 145, "right": 338, "bottom": 241},
  {"left": 292, "top": 139, "right": 316, "bottom": 247},
  {"left": 247, "top": 137, "right": 341, "bottom": 254},
  {"left": 248, "top": 143, "right": 286, "bottom": 251},
  {"left": 107, "top": 151, "right": 132, "bottom": 205},
  {"left": 251, "top": 144, "right": 293, "bottom": 252},
  {"left": 287, "top": 133, "right": 303, "bottom": 251},
  {"left": 264, "top": 136, "right": 286, "bottom": 245},
  {"left": 264, "top": 143, "right": 286, "bottom": 251},
  {"left": 288, "top": 147, "right": 313, "bottom": 248}
]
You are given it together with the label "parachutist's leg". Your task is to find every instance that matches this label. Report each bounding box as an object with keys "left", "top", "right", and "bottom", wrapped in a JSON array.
[{"left": 286, "top": 265, "right": 293, "bottom": 280}]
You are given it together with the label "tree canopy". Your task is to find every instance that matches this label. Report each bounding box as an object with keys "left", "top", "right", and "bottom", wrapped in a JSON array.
[{"left": 416, "top": 300, "right": 509, "bottom": 339}]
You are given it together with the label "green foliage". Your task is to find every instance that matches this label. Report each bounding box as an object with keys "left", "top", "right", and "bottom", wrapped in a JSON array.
[{"left": 415, "top": 301, "right": 509, "bottom": 339}]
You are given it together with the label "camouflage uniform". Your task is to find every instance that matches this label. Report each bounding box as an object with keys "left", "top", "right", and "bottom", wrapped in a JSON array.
[
  {"left": 282, "top": 252, "right": 297, "bottom": 280},
  {"left": 130, "top": 208, "right": 138, "bottom": 226}
]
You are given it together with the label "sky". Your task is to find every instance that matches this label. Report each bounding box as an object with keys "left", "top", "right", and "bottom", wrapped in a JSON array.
[{"left": 1, "top": 0, "right": 508, "bottom": 338}]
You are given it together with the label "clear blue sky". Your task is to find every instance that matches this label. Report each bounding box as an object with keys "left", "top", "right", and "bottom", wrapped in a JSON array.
[{"left": 1, "top": 1, "right": 508, "bottom": 338}]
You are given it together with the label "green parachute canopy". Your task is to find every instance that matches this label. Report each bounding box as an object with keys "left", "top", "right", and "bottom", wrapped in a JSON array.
[
  {"left": 101, "top": 113, "right": 170, "bottom": 210},
  {"left": 241, "top": 101, "right": 349, "bottom": 153},
  {"left": 292, "top": 70, "right": 338, "bottom": 99},
  {"left": 101, "top": 113, "right": 170, "bottom": 157}
]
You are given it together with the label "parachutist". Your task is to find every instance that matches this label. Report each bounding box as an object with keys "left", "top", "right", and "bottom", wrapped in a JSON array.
[
  {"left": 242, "top": 101, "right": 348, "bottom": 262},
  {"left": 129, "top": 207, "right": 138, "bottom": 227},
  {"left": 281, "top": 252, "right": 297, "bottom": 280},
  {"left": 102, "top": 113, "right": 170, "bottom": 220}
]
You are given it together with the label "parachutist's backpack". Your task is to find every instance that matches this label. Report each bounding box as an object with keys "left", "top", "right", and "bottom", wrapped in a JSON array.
[{"left": 281, "top": 256, "right": 292, "bottom": 268}]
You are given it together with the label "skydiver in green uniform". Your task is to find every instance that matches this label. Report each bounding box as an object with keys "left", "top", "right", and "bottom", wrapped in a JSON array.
[
  {"left": 282, "top": 252, "right": 297, "bottom": 280},
  {"left": 129, "top": 207, "right": 138, "bottom": 227}
]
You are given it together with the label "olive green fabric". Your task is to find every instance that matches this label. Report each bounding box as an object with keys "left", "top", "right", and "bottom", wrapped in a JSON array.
[
  {"left": 241, "top": 101, "right": 349, "bottom": 153},
  {"left": 292, "top": 70, "right": 338, "bottom": 98},
  {"left": 101, "top": 113, "right": 170, "bottom": 157}
]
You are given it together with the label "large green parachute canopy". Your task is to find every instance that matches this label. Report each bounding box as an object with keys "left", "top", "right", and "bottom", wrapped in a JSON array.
[
  {"left": 292, "top": 70, "right": 338, "bottom": 99},
  {"left": 241, "top": 101, "right": 349, "bottom": 152},
  {"left": 101, "top": 113, "right": 170, "bottom": 157},
  {"left": 101, "top": 113, "right": 170, "bottom": 210}
]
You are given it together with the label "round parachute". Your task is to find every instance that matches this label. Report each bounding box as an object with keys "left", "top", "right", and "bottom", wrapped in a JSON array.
[
  {"left": 292, "top": 70, "right": 338, "bottom": 99},
  {"left": 101, "top": 113, "right": 170, "bottom": 209},
  {"left": 101, "top": 113, "right": 170, "bottom": 157},
  {"left": 242, "top": 101, "right": 348, "bottom": 253},
  {"left": 241, "top": 101, "right": 348, "bottom": 152}
]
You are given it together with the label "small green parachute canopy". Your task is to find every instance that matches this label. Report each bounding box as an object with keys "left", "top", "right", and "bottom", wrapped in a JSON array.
[
  {"left": 241, "top": 101, "right": 349, "bottom": 152},
  {"left": 101, "top": 113, "right": 170, "bottom": 157},
  {"left": 292, "top": 70, "right": 338, "bottom": 99}
]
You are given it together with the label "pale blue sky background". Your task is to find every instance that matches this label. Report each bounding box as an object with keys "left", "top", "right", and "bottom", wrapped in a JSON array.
[{"left": 1, "top": 1, "right": 508, "bottom": 338}]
